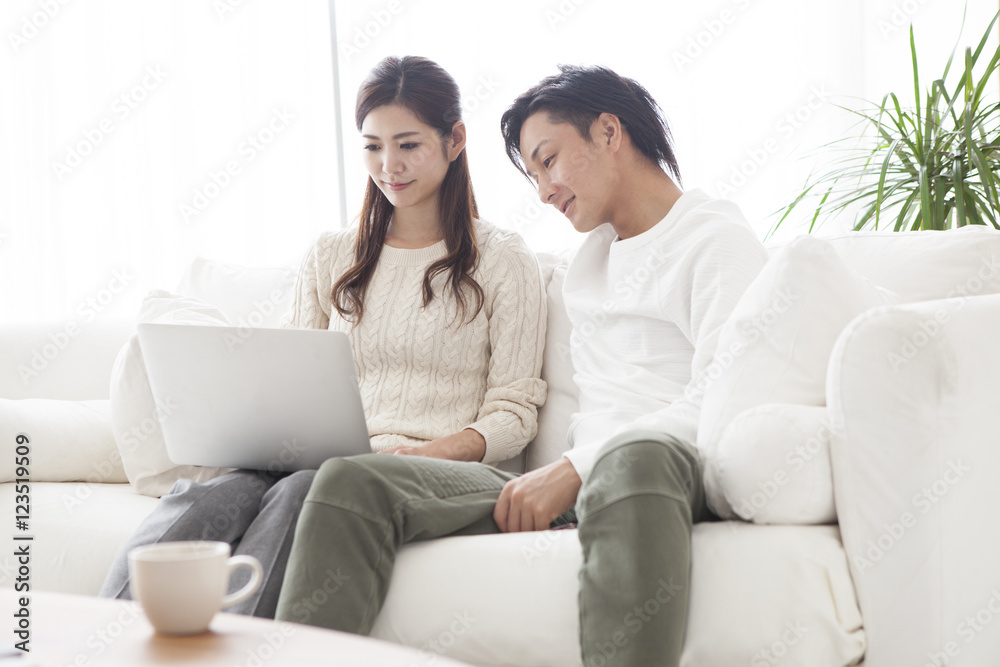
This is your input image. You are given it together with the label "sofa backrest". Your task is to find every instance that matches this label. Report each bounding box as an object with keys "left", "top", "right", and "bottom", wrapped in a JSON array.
[
  {"left": 0, "top": 321, "right": 134, "bottom": 401},
  {"left": 822, "top": 226, "right": 1000, "bottom": 303},
  {"left": 6, "top": 226, "right": 997, "bottom": 472}
]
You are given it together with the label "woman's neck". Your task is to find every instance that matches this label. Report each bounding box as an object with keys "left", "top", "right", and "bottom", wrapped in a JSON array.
[{"left": 385, "top": 201, "right": 445, "bottom": 249}]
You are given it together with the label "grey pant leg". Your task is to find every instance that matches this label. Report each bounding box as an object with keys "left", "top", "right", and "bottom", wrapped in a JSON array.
[
  {"left": 274, "top": 454, "right": 521, "bottom": 632},
  {"left": 98, "top": 469, "right": 278, "bottom": 600},
  {"left": 227, "top": 469, "right": 317, "bottom": 618},
  {"left": 576, "top": 430, "right": 711, "bottom": 667}
]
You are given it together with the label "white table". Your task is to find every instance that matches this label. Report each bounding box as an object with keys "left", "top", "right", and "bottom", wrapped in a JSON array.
[{"left": 1, "top": 590, "right": 474, "bottom": 666}]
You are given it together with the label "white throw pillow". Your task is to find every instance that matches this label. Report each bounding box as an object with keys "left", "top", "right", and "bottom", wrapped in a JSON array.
[
  {"left": 716, "top": 404, "right": 836, "bottom": 524},
  {"left": 110, "top": 291, "right": 236, "bottom": 497},
  {"left": 173, "top": 256, "right": 297, "bottom": 328},
  {"left": 0, "top": 399, "right": 127, "bottom": 483},
  {"left": 528, "top": 258, "right": 579, "bottom": 471},
  {"left": 698, "top": 235, "right": 897, "bottom": 518}
]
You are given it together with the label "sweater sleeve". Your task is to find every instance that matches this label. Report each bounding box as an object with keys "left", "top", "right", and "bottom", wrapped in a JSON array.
[
  {"left": 279, "top": 233, "right": 333, "bottom": 330},
  {"left": 465, "top": 234, "right": 548, "bottom": 465}
]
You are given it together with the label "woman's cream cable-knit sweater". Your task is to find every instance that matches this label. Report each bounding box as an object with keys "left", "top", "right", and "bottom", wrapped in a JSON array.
[{"left": 279, "top": 220, "right": 547, "bottom": 465}]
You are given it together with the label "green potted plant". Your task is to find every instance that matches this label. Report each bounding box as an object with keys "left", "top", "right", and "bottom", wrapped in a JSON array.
[{"left": 773, "top": 11, "right": 1000, "bottom": 236}]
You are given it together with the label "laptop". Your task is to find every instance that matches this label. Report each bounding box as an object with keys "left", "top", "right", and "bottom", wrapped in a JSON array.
[{"left": 136, "top": 323, "right": 371, "bottom": 472}]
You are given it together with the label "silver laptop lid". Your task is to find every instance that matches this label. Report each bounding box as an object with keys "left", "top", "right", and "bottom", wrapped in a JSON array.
[{"left": 136, "top": 323, "right": 370, "bottom": 472}]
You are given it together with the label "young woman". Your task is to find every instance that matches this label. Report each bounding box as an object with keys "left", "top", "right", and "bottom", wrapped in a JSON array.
[{"left": 99, "top": 55, "right": 547, "bottom": 618}]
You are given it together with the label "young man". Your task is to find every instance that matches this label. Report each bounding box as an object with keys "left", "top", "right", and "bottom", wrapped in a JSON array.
[{"left": 275, "top": 65, "right": 768, "bottom": 666}]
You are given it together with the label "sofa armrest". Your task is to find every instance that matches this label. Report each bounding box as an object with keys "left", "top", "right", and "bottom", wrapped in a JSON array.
[
  {"left": 828, "top": 294, "right": 1000, "bottom": 666},
  {"left": 0, "top": 319, "right": 134, "bottom": 400}
]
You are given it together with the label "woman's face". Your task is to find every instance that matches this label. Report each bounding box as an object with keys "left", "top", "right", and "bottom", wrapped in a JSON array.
[{"left": 360, "top": 104, "right": 461, "bottom": 215}]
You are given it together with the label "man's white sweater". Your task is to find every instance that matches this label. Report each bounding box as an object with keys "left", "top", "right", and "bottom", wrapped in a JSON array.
[{"left": 562, "top": 189, "right": 769, "bottom": 482}]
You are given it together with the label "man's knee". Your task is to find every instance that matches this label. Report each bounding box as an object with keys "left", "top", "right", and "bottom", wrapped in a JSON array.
[{"left": 580, "top": 434, "right": 701, "bottom": 512}]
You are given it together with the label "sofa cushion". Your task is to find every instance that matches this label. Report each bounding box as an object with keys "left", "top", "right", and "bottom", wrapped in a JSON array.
[
  {"left": 173, "top": 256, "right": 297, "bottom": 328},
  {"left": 698, "top": 235, "right": 897, "bottom": 518},
  {"left": 0, "top": 399, "right": 126, "bottom": 483},
  {"left": 110, "top": 291, "right": 236, "bottom": 497},
  {"left": 716, "top": 404, "right": 835, "bottom": 524},
  {"left": 369, "top": 523, "right": 864, "bottom": 667}
]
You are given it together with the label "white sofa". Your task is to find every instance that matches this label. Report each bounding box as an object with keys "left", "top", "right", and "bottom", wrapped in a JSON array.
[{"left": 3, "top": 225, "right": 1000, "bottom": 666}]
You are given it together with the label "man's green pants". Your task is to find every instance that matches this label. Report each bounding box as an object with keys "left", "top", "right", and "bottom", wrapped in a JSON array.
[{"left": 274, "top": 430, "right": 711, "bottom": 667}]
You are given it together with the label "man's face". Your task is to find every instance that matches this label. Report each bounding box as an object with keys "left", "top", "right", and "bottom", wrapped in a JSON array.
[{"left": 519, "top": 111, "right": 615, "bottom": 233}]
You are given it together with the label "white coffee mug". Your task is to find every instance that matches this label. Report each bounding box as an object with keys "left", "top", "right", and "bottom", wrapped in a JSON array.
[{"left": 128, "top": 540, "right": 263, "bottom": 635}]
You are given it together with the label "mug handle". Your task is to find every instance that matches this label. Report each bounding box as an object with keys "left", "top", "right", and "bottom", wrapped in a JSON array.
[{"left": 221, "top": 555, "right": 264, "bottom": 609}]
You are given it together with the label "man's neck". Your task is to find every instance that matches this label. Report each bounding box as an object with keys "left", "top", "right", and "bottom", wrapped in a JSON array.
[{"left": 608, "top": 167, "right": 684, "bottom": 240}]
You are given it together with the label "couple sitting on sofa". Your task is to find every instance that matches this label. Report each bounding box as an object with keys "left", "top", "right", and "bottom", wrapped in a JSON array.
[{"left": 100, "top": 55, "right": 769, "bottom": 666}]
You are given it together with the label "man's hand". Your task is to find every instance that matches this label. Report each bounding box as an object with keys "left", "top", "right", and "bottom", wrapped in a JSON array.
[
  {"left": 494, "top": 457, "right": 582, "bottom": 532},
  {"left": 378, "top": 429, "right": 487, "bottom": 462}
]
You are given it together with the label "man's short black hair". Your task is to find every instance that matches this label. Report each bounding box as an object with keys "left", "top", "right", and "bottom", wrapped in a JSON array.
[{"left": 500, "top": 65, "right": 681, "bottom": 183}]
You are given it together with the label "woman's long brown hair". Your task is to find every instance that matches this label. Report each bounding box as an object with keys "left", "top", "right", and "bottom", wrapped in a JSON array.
[{"left": 332, "top": 56, "right": 484, "bottom": 325}]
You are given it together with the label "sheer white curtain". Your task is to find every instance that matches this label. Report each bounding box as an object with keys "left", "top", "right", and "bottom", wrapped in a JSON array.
[
  {"left": 3, "top": 0, "right": 996, "bottom": 325},
  {"left": 333, "top": 0, "right": 997, "bottom": 250},
  {"left": 0, "top": 0, "right": 339, "bottom": 325}
]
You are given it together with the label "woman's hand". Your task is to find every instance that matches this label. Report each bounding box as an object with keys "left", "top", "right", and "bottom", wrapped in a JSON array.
[{"left": 378, "top": 429, "right": 487, "bottom": 462}]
